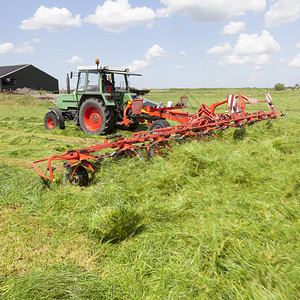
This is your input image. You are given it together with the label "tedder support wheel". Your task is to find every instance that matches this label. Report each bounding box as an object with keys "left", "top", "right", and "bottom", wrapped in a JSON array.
[
  {"left": 79, "top": 99, "right": 114, "bottom": 135},
  {"left": 149, "top": 119, "right": 170, "bottom": 131},
  {"left": 68, "top": 165, "right": 89, "bottom": 186},
  {"left": 44, "top": 111, "right": 58, "bottom": 130},
  {"left": 128, "top": 122, "right": 139, "bottom": 131}
]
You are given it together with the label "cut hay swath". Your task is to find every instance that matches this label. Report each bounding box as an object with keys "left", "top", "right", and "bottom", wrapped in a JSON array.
[{"left": 32, "top": 94, "right": 283, "bottom": 186}]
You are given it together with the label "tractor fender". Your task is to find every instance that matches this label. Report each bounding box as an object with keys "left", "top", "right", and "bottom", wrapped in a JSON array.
[
  {"left": 48, "top": 107, "right": 65, "bottom": 129},
  {"left": 78, "top": 94, "right": 115, "bottom": 108}
]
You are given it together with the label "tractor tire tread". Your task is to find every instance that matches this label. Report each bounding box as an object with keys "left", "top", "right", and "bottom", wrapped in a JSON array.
[{"left": 79, "top": 98, "right": 115, "bottom": 135}]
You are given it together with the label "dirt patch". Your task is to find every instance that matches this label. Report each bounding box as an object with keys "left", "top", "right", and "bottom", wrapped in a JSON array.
[
  {"left": 14, "top": 87, "right": 40, "bottom": 96},
  {"left": 14, "top": 88, "right": 57, "bottom": 104},
  {"left": 34, "top": 94, "right": 57, "bottom": 104}
]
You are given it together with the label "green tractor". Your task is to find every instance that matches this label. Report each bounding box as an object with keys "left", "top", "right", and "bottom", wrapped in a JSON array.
[{"left": 44, "top": 59, "right": 153, "bottom": 135}]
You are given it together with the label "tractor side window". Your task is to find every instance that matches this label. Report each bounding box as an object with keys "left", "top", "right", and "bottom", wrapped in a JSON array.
[
  {"left": 87, "top": 71, "right": 99, "bottom": 91},
  {"left": 113, "top": 74, "right": 127, "bottom": 91},
  {"left": 77, "top": 72, "right": 87, "bottom": 92}
]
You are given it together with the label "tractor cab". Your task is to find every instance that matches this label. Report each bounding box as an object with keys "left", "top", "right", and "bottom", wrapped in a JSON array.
[{"left": 75, "top": 65, "right": 141, "bottom": 105}]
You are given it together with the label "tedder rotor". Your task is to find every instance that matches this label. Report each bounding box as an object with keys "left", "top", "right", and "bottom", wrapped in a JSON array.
[{"left": 33, "top": 93, "right": 283, "bottom": 186}]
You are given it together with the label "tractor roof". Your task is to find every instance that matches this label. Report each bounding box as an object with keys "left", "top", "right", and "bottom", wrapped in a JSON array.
[{"left": 77, "top": 65, "right": 141, "bottom": 76}]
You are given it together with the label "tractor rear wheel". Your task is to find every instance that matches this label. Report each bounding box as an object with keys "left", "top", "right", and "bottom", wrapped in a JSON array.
[
  {"left": 68, "top": 165, "right": 88, "bottom": 186},
  {"left": 79, "top": 99, "right": 114, "bottom": 135},
  {"left": 149, "top": 119, "right": 170, "bottom": 131},
  {"left": 44, "top": 111, "right": 58, "bottom": 130}
]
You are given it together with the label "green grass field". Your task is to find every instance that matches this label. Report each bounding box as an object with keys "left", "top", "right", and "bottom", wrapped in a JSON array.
[{"left": 0, "top": 89, "right": 299, "bottom": 299}]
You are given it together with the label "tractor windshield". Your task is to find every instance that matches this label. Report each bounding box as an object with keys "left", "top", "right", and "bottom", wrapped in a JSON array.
[{"left": 87, "top": 71, "right": 99, "bottom": 91}]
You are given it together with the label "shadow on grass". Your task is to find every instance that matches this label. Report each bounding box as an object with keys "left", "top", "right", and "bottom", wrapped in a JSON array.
[{"left": 233, "top": 127, "right": 246, "bottom": 141}]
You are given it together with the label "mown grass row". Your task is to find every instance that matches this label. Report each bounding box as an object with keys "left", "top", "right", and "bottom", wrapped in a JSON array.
[{"left": 0, "top": 89, "right": 299, "bottom": 299}]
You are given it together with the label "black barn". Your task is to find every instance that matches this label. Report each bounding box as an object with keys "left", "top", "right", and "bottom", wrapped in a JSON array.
[{"left": 0, "top": 64, "right": 58, "bottom": 93}]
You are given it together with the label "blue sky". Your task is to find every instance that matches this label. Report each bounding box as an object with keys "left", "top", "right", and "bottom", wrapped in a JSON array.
[{"left": 1, "top": 0, "right": 300, "bottom": 89}]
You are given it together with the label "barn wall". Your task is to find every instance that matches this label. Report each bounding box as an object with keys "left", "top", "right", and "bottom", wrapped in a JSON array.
[{"left": 1, "top": 65, "right": 58, "bottom": 92}]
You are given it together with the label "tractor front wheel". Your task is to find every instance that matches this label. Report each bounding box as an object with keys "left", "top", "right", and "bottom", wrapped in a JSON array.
[
  {"left": 44, "top": 111, "right": 58, "bottom": 130},
  {"left": 68, "top": 165, "right": 89, "bottom": 186}
]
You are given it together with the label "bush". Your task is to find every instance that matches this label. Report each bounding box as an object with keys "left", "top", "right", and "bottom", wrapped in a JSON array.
[{"left": 274, "top": 83, "right": 285, "bottom": 91}]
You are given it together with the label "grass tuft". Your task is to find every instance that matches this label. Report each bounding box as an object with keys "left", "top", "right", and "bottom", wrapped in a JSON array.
[
  {"left": 89, "top": 201, "right": 143, "bottom": 243},
  {"left": 0, "top": 266, "right": 124, "bottom": 299}
]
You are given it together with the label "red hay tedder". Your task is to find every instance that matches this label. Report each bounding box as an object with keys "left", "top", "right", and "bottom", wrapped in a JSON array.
[{"left": 33, "top": 93, "right": 283, "bottom": 186}]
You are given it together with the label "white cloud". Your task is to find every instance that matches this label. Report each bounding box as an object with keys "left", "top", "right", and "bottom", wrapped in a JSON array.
[
  {"left": 67, "top": 56, "right": 84, "bottom": 64},
  {"left": 0, "top": 43, "right": 14, "bottom": 54},
  {"left": 125, "top": 44, "right": 166, "bottom": 71},
  {"left": 265, "top": 0, "right": 300, "bottom": 27},
  {"left": 222, "top": 21, "right": 245, "bottom": 35},
  {"left": 156, "top": 7, "right": 169, "bottom": 18},
  {"left": 220, "top": 54, "right": 251, "bottom": 66},
  {"left": 220, "top": 53, "right": 268, "bottom": 69},
  {"left": 20, "top": 6, "right": 82, "bottom": 32},
  {"left": 295, "top": 42, "right": 300, "bottom": 49},
  {"left": 176, "top": 65, "right": 182, "bottom": 69},
  {"left": 207, "top": 42, "right": 232, "bottom": 55},
  {"left": 219, "top": 53, "right": 271, "bottom": 70},
  {"left": 84, "top": 0, "right": 155, "bottom": 33},
  {"left": 219, "top": 30, "right": 280, "bottom": 69},
  {"left": 145, "top": 44, "right": 166, "bottom": 61},
  {"left": 125, "top": 60, "right": 149, "bottom": 71},
  {"left": 0, "top": 42, "right": 34, "bottom": 55},
  {"left": 253, "top": 54, "right": 272, "bottom": 69},
  {"left": 14, "top": 42, "right": 35, "bottom": 54},
  {"left": 234, "top": 30, "right": 280, "bottom": 55},
  {"left": 179, "top": 51, "right": 187, "bottom": 55},
  {"left": 289, "top": 54, "right": 300, "bottom": 67},
  {"left": 158, "top": 0, "right": 266, "bottom": 22}
]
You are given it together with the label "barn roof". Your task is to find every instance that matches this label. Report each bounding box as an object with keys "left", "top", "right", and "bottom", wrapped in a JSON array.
[{"left": 0, "top": 64, "right": 30, "bottom": 78}]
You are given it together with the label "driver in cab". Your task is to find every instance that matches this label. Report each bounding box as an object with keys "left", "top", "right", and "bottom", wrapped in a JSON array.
[{"left": 102, "top": 74, "right": 113, "bottom": 92}]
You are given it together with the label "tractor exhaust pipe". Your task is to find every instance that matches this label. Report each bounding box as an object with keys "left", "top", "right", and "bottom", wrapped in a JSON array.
[{"left": 66, "top": 73, "right": 70, "bottom": 94}]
